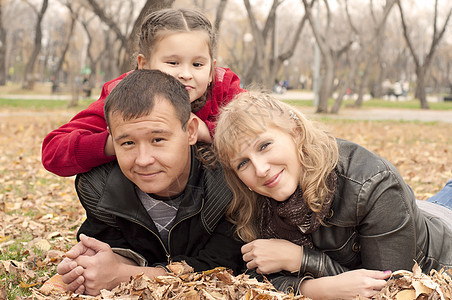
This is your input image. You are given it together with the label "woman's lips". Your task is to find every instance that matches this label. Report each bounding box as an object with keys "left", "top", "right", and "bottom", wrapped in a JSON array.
[{"left": 264, "top": 170, "right": 283, "bottom": 188}]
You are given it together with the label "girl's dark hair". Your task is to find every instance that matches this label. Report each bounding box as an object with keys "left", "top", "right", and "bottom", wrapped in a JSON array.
[{"left": 136, "top": 8, "right": 217, "bottom": 109}]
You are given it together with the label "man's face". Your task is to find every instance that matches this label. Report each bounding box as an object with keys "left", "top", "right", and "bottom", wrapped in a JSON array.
[{"left": 108, "top": 97, "right": 198, "bottom": 197}]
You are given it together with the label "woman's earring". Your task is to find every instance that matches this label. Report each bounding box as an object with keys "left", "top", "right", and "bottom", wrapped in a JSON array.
[{"left": 248, "top": 187, "right": 253, "bottom": 192}]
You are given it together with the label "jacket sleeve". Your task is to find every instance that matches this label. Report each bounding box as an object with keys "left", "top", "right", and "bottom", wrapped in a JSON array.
[
  {"left": 246, "top": 269, "right": 306, "bottom": 296},
  {"left": 299, "top": 246, "right": 351, "bottom": 277},
  {"left": 75, "top": 163, "right": 132, "bottom": 249},
  {"left": 355, "top": 165, "right": 418, "bottom": 272},
  {"left": 41, "top": 73, "right": 128, "bottom": 177},
  {"left": 298, "top": 171, "right": 417, "bottom": 277}
]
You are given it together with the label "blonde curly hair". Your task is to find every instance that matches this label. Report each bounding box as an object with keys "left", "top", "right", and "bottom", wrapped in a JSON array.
[{"left": 214, "top": 91, "right": 339, "bottom": 242}]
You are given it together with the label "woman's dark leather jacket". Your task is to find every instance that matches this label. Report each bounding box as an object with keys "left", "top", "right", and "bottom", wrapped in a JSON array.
[{"left": 268, "top": 139, "right": 452, "bottom": 294}]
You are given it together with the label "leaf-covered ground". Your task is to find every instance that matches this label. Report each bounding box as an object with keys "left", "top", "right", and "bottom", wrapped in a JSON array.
[{"left": 0, "top": 109, "right": 451, "bottom": 298}]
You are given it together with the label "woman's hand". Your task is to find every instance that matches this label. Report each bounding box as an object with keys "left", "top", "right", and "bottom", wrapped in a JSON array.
[
  {"left": 241, "top": 239, "right": 302, "bottom": 274},
  {"left": 300, "top": 269, "right": 391, "bottom": 299}
]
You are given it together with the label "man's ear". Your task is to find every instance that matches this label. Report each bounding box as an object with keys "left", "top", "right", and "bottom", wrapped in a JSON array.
[
  {"left": 186, "top": 116, "right": 199, "bottom": 145},
  {"left": 137, "top": 54, "right": 148, "bottom": 70},
  {"left": 107, "top": 126, "right": 111, "bottom": 135}
]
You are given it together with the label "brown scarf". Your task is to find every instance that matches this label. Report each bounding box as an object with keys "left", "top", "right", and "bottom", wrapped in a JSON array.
[{"left": 259, "top": 171, "right": 337, "bottom": 249}]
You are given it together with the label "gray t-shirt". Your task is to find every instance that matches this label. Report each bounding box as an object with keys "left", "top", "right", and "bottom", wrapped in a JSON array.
[{"left": 136, "top": 187, "right": 182, "bottom": 248}]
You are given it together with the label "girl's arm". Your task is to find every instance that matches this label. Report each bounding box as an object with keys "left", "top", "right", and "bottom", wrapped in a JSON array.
[{"left": 41, "top": 73, "right": 129, "bottom": 177}]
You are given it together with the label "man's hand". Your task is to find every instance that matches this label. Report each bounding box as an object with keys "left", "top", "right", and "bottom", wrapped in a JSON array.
[
  {"left": 58, "top": 234, "right": 167, "bottom": 296},
  {"left": 57, "top": 233, "right": 97, "bottom": 294},
  {"left": 70, "top": 234, "right": 123, "bottom": 296},
  {"left": 241, "top": 239, "right": 302, "bottom": 274}
]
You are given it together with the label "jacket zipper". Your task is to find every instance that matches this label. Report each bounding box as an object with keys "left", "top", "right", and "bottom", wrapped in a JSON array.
[
  {"left": 111, "top": 198, "right": 204, "bottom": 266},
  {"left": 124, "top": 218, "right": 170, "bottom": 258},
  {"left": 166, "top": 198, "right": 205, "bottom": 264}
]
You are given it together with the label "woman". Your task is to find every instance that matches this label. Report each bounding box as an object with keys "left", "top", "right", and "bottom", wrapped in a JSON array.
[{"left": 214, "top": 91, "right": 452, "bottom": 299}]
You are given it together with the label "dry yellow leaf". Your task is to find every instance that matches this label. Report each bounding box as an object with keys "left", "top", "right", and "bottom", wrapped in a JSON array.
[{"left": 395, "top": 289, "right": 416, "bottom": 300}]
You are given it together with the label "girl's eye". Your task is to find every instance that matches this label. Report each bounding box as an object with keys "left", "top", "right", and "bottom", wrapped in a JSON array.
[
  {"left": 237, "top": 159, "right": 248, "bottom": 170},
  {"left": 259, "top": 142, "right": 271, "bottom": 151},
  {"left": 167, "top": 61, "right": 178, "bottom": 65},
  {"left": 193, "top": 62, "right": 203, "bottom": 67}
]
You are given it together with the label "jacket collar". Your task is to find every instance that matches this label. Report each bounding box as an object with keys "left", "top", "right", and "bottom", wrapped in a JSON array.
[{"left": 98, "top": 147, "right": 204, "bottom": 228}]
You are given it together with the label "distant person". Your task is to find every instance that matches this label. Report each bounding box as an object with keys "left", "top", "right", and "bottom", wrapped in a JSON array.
[
  {"left": 41, "top": 8, "right": 245, "bottom": 177},
  {"left": 213, "top": 91, "right": 452, "bottom": 299},
  {"left": 56, "top": 69, "right": 243, "bottom": 296}
]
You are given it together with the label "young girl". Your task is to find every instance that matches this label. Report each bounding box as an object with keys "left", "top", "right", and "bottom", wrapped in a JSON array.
[
  {"left": 42, "top": 8, "right": 244, "bottom": 177},
  {"left": 213, "top": 91, "right": 452, "bottom": 299}
]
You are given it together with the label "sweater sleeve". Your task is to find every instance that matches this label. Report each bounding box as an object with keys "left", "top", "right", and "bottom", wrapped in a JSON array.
[
  {"left": 41, "top": 73, "right": 129, "bottom": 177},
  {"left": 195, "top": 67, "right": 246, "bottom": 137}
]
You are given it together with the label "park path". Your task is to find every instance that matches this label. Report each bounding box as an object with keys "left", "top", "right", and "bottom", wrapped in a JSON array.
[
  {"left": 274, "top": 91, "right": 452, "bottom": 124},
  {"left": 1, "top": 91, "right": 451, "bottom": 123}
]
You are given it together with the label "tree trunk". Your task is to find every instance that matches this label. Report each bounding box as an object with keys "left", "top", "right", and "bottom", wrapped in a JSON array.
[
  {"left": 317, "top": 55, "right": 334, "bottom": 113},
  {"left": 214, "top": 0, "right": 228, "bottom": 34},
  {"left": 331, "top": 54, "right": 359, "bottom": 114},
  {"left": 88, "top": 0, "right": 175, "bottom": 75},
  {"left": 0, "top": 2, "right": 6, "bottom": 85},
  {"left": 415, "top": 65, "right": 429, "bottom": 109},
  {"left": 22, "top": 0, "right": 48, "bottom": 90},
  {"left": 398, "top": 0, "right": 451, "bottom": 109},
  {"left": 53, "top": 10, "right": 77, "bottom": 87}
]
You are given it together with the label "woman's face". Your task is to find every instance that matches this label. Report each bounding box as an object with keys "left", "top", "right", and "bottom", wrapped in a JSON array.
[{"left": 230, "top": 127, "right": 301, "bottom": 202}]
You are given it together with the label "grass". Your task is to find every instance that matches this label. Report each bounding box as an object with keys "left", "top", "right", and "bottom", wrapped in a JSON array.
[
  {"left": 0, "top": 98, "right": 92, "bottom": 110},
  {"left": 281, "top": 94, "right": 452, "bottom": 110},
  {"left": 0, "top": 235, "right": 48, "bottom": 299}
]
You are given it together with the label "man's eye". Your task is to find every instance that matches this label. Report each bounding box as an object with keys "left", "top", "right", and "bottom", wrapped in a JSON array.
[
  {"left": 153, "top": 138, "right": 165, "bottom": 143},
  {"left": 121, "top": 141, "right": 134, "bottom": 146}
]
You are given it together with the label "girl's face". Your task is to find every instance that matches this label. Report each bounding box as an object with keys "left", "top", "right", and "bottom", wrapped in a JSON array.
[
  {"left": 230, "top": 127, "right": 302, "bottom": 202},
  {"left": 138, "top": 31, "right": 213, "bottom": 103}
]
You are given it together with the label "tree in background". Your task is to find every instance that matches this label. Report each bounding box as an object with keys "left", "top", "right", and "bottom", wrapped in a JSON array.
[
  {"left": 398, "top": 0, "right": 452, "bottom": 109},
  {"left": 0, "top": 2, "right": 6, "bottom": 86},
  {"left": 86, "top": 0, "right": 175, "bottom": 74},
  {"left": 22, "top": 0, "right": 48, "bottom": 90},
  {"left": 302, "top": 0, "right": 353, "bottom": 113}
]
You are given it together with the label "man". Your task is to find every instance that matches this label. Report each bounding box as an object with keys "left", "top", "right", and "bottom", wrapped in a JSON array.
[{"left": 57, "top": 69, "right": 243, "bottom": 296}]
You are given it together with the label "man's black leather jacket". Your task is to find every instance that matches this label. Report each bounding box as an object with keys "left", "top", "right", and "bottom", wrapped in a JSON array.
[{"left": 74, "top": 147, "right": 244, "bottom": 274}]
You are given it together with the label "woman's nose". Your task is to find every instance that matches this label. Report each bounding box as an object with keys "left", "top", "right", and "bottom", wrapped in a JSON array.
[{"left": 253, "top": 158, "right": 270, "bottom": 178}]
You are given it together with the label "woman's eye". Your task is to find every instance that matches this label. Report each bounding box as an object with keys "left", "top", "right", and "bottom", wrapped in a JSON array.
[
  {"left": 237, "top": 159, "right": 248, "bottom": 170},
  {"left": 259, "top": 142, "right": 271, "bottom": 151},
  {"left": 167, "top": 61, "right": 177, "bottom": 65}
]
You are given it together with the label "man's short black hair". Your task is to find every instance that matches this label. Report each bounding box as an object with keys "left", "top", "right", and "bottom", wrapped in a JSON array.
[{"left": 104, "top": 69, "right": 191, "bottom": 129}]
